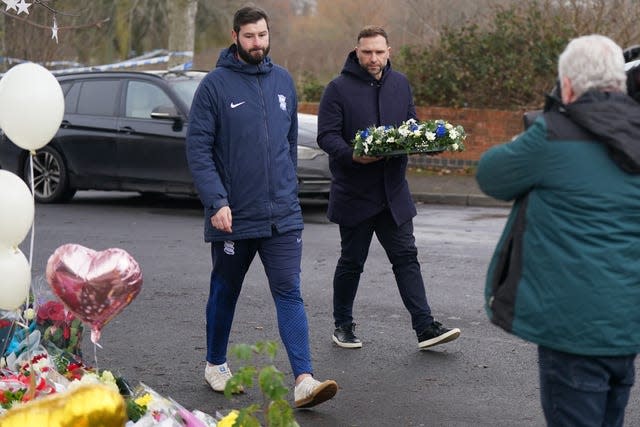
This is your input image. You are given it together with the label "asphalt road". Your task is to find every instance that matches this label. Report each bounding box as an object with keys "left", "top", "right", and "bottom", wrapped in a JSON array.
[{"left": 23, "top": 192, "right": 640, "bottom": 427}]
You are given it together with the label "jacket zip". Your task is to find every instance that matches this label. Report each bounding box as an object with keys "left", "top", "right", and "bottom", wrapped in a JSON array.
[{"left": 256, "top": 69, "right": 274, "bottom": 225}]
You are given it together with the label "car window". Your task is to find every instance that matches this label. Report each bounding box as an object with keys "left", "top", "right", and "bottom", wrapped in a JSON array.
[
  {"left": 125, "top": 81, "right": 174, "bottom": 119},
  {"left": 63, "top": 82, "right": 80, "bottom": 114},
  {"left": 167, "top": 79, "right": 201, "bottom": 108},
  {"left": 76, "top": 80, "right": 120, "bottom": 116}
]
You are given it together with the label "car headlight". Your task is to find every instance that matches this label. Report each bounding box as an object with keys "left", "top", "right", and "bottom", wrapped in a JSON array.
[{"left": 297, "top": 145, "right": 324, "bottom": 160}]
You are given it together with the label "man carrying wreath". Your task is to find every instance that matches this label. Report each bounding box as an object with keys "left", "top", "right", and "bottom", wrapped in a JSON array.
[{"left": 317, "top": 25, "right": 461, "bottom": 350}]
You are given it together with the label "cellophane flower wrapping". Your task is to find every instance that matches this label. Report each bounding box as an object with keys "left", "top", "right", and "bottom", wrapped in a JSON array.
[
  {"left": 123, "top": 383, "right": 220, "bottom": 426},
  {"left": 352, "top": 118, "right": 466, "bottom": 156},
  {"left": 0, "top": 349, "right": 61, "bottom": 413},
  {"left": 0, "top": 277, "right": 221, "bottom": 425}
]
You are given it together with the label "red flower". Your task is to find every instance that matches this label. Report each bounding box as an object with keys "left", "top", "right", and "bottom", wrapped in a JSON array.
[
  {"left": 65, "top": 362, "right": 85, "bottom": 380},
  {"left": 37, "top": 301, "right": 66, "bottom": 326}
]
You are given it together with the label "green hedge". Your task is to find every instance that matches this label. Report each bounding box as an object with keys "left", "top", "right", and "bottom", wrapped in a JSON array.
[
  {"left": 299, "top": 3, "right": 579, "bottom": 110},
  {"left": 395, "top": 4, "right": 576, "bottom": 110}
]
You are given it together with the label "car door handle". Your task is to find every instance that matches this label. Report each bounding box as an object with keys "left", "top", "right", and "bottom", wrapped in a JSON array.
[
  {"left": 118, "top": 126, "right": 135, "bottom": 134},
  {"left": 61, "top": 120, "right": 70, "bottom": 128}
]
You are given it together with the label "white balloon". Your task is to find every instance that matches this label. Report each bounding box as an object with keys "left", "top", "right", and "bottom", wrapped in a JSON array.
[
  {"left": 0, "top": 170, "right": 34, "bottom": 247},
  {"left": 0, "top": 62, "right": 64, "bottom": 151},
  {"left": 0, "top": 247, "right": 30, "bottom": 310}
]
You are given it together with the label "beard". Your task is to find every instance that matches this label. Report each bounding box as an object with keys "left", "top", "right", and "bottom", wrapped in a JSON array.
[{"left": 237, "top": 42, "right": 270, "bottom": 65}]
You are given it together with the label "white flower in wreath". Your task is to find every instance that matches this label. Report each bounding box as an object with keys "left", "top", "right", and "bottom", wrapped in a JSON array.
[
  {"left": 451, "top": 143, "right": 459, "bottom": 151},
  {"left": 449, "top": 129, "right": 459, "bottom": 139},
  {"left": 398, "top": 125, "right": 410, "bottom": 137},
  {"left": 445, "top": 122, "right": 454, "bottom": 130},
  {"left": 425, "top": 131, "right": 436, "bottom": 141},
  {"left": 387, "top": 137, "right": 396, "bottom": 143},
  {"left": 366, "top": 135, "right": 373, "bottom": 144}
]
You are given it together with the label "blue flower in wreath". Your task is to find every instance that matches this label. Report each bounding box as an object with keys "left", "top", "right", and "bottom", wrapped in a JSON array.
[
  {"left": 360, "top": 129, "right": 369, "bottom": 139},
  {"left": 409, "top": 122, "right": 419, "bottom": 132},
  {"left": 435, "top": 123, "right": 447, "bottom": 138}
]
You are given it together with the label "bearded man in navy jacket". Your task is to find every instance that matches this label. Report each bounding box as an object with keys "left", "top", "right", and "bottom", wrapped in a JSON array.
[
  {"left": 317, "top": 25, "right": 461, "bottom": 350},
  {"left": 186, "top": 5, "right": 337, "bottom": 409}
]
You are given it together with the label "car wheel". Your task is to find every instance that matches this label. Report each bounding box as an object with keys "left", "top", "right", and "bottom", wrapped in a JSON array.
[{"left": 23, "top": 146, "right": 76, "bottom": 203}]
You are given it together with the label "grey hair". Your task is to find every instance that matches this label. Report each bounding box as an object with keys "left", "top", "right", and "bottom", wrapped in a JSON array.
[{"left": 558, "top": 34, "right": 626, "bottom": 98}]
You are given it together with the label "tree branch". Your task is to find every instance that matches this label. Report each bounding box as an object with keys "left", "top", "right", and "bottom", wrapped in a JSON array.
[{"left": 0, "top": 9, "right": 110, "bottom": 30}]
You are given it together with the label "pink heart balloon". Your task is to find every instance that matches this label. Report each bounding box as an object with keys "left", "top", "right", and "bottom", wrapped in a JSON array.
[{"left": 45, "top": 244, "right": 143, "bottom": 344}]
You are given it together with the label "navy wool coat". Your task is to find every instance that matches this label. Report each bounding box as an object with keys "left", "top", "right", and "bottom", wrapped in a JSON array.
[{"left": 317, "top": 51, "right": 417, "bottom": 227}]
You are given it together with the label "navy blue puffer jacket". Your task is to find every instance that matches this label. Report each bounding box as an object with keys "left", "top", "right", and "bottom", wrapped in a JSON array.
[
  {"left": 317, "top": 51, "right": 417, "bottom": 226},
  {"left": 186, "top": 45, "right": 302, "bottom": 242}
]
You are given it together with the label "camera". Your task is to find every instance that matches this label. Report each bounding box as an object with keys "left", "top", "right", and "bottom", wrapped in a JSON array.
[{"left": 523, "top": 45, "right": 640, "bottom": 130}]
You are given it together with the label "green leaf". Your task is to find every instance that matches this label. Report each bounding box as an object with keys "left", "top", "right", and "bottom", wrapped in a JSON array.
[
  {"left": 258, "top": 366, "right": 288, "bottom": 401},
  {"left": 230, "top": 343, "right": 255, "bottom": 361},
  {"left": 234, "top": 406, "right": 262, "bottom": 427},
  {"left": 266, "top": 399, "right": 298, "bottom": 427},
  {"left": 255, "top": 340, "right": 279, "bottom": 359},
  {"left": 223, "top": 341, "right": 298, "bottom": 426},
  {"left": 125, "top": 398, "right": 146, "bottom": 422}
]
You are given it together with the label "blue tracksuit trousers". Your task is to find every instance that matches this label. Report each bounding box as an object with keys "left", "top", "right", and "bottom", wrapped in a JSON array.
[{"left": 205, "top": 228, "right": 313, "bottom": 378}]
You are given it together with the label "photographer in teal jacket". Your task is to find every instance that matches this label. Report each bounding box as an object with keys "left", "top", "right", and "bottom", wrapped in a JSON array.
[{"left": 477, "top": 34, "right": 640, "bottom": 427}]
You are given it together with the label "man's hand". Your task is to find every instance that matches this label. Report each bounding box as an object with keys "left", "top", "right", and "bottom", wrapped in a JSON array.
[
  {"left": 211, "top": 206, "right": 232, "bottom": 233},
  {"left": 352, "top": 153, "right": 382, "bottom": 164}
]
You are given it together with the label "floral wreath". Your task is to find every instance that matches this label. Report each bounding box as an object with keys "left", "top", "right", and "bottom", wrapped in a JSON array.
[{"left": 353, "top": 118, "right": 466, "bottom": 156}]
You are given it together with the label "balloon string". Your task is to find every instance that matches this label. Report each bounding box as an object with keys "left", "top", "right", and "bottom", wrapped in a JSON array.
[
  {"left": 93, "top": 342, "right": 99, "bottom": 373},
  {"left": 19, "top": 312, "right": 36, "bottom": 401},
  {"left": 26, "top": 153, "right": 36, "bottom": 400},
  {"left": 28, "top": 153, "right": 35, "bottom": 269}
]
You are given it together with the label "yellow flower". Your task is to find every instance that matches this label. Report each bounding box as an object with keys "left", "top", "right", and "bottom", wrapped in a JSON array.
[
  {"left": 100, "top": 370, "right": 116, "bottom": 385},
  {"left": 218, "top": 410, "right": 240, "bottom": 427},
  {"left": 134, "top": 393, "right": 153, "bottom": 407}
]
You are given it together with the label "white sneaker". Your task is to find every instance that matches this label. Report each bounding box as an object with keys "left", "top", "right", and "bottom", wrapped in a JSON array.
[
  {"left": 204, "top": 362, "right": 243, "bottom": 393},
  {"left": 294, "top": 376, "right": 338, "bottom": 408}
]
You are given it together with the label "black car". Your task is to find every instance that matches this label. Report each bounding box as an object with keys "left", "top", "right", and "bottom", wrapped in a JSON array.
[{"left": 0, "top": 70, "right": 330, "bottom": 203}]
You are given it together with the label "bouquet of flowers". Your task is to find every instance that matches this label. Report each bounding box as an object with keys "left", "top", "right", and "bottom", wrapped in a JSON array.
[
  {"left": 125, "top": 382, "right": 219, "bottom": 426},
  {"left": 35, "top": 300, "right": 84, "bottom": 357},
  {"left": 353, "top": 118, "right": 466, "bottom": 156},
  {"left": 0, "top": 351, "right": 59, "bottom": 412}
]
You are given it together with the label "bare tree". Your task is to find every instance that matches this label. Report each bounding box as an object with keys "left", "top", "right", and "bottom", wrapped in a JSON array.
[
  {"left": 167, "top": 0, "right": 198, "bottom": 69},
  {"left": 1, "top": 1, "right": 109, "bottom": 69}
]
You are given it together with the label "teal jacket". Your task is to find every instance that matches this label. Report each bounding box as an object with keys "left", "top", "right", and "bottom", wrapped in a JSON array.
[{"left": 476, "top": 91, "right": 640, "bottom": 356}]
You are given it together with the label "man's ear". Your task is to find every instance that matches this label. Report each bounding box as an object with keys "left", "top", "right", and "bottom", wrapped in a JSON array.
[{"left": 561, "top": 76, "right": 575, "bottom": 104}]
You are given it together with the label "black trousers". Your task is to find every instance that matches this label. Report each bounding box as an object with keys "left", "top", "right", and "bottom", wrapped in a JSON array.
[{"left": 333, "top": 209, "right": 434, "bottom": 333}]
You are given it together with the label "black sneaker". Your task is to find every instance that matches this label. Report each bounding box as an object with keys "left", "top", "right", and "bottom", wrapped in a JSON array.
[
  {"left": 332, "top": 323, "right": 362, "bottom": 348},
  {"left": 417, "top": 321, "right": 460, "bottom": 350}
]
